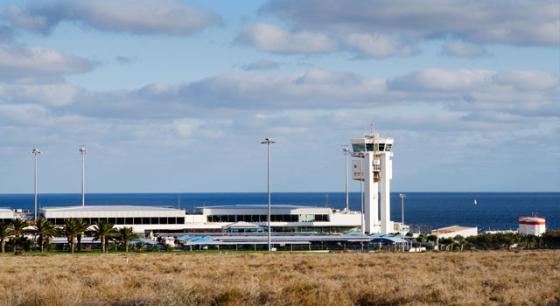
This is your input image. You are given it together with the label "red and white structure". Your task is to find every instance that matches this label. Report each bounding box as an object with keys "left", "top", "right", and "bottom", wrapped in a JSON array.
[{"left": 518, "top": 216, "right": 546, "bottom": 236}]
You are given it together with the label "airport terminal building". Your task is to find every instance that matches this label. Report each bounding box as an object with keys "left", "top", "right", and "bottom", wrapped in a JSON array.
[{"left": 40, "top": 204, "right": 362, "bottom": 235}]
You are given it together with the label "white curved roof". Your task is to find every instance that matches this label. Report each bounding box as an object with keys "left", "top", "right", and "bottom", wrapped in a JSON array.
[
  {"left": 41, "top": 205, "right": 186, "bottom": 218},
  {"left": 0, "top": 208, "right": 14, "bottom": 219},
  {"left": 42, "top": 205, "right": 183, "bottom": 212}
]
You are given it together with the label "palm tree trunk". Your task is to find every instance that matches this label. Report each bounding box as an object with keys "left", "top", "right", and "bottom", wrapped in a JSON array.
[
  {"left": 125, "top": 241, "right": 128, "bottom": 253},
  {"left": 1, "top": 239, "right": 4, "bottom": 253},
  {"left": 13, "top": 236, "right": 18, "bottom": 255},
  {"left": 102, "top": 238, "right": 105, "bottom": 253}
]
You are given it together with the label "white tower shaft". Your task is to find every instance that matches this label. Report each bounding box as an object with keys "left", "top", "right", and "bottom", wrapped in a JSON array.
[
  {"left": 363, "top": 153, "right": 379, "bottom": 234},
  {"left": 380, "top": 153, "right": 392, "bottom": 234}
]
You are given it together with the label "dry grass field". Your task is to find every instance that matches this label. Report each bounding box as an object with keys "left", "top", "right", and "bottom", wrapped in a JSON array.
[{"left": 0, "top": 251, "right": 559, "bottom": 306}]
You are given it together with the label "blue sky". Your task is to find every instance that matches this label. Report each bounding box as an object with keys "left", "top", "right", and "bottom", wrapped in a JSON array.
[{"left": 0, "top": 0, "right": 558, "bottom": 193}]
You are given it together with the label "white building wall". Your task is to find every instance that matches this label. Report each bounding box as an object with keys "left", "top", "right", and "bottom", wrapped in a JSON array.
[
  {"left": 519, "top": 224, "right": 546, "bottom": 236},
  {"left": 322, "top": 212, "right": 361, "bottom": 227},
  {"left": 433, "top": 227, "right": 478, "bottom": 239}
]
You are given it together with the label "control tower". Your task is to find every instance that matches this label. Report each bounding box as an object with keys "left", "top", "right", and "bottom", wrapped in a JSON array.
[{"left": 351, "top": 131, "right": 394, "bottom": 234}]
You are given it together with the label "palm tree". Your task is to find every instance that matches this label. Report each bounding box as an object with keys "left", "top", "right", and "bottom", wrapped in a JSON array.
[
  {"left": 33, "top": 218, "right": 57, "bottom": 253},
  {"left": 91, "top": 220, "right": 117, "bottom": 253},
  {"left": 73, "top": 219, "right": 90, "bottom": 252},
  {"left": 0, "top": 222, "right": 13, "bottom": 253},
  {"left": 454, "top": 235, "right": 466, "bottom": 252},
  {"left": 117, "top": 227, "right": 136, "bottom": 253},
  {"left": 11, "top": 218, "right": 29, "bottom": 254},
  {"left": 63, "top": 219, "right": 83, "bottom": 253}
]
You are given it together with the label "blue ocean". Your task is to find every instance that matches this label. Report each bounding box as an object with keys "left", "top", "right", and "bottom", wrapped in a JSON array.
[{"left": 0, "top": 192, "right": 558, "bottom": 231}]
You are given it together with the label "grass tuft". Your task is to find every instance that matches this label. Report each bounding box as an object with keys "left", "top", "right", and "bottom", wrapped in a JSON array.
[{"left": 0, "top": 251, "right": 559, "bottom": 305}]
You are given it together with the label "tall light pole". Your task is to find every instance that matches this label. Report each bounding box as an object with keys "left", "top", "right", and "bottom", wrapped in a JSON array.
[
  {"left": 399, "top": 193, "right": 406, "bottom": 226},
  {"left": 261, "top": 138, "right": 275, "bottom": 251},
  {"left": 79, "top": 145, "right": 87, "bottom": 207},
  {"left": 342, "top": 145, "right": 350, "bottom": 212},
  {"left": 32, "top": 148, "right": 41, "bottom": 220}
]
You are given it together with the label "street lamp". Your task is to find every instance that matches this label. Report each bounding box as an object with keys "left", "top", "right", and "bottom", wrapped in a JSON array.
[
  {"left": 79, "top": 145, "right": 87, "bottom": 207},
  {"left": 399, "top": 193, "right": 407, "bottom": 226},
  {"left": 32, "top": 148, "right": 41, "bottom": 220},
  {"left": 342, "top": 145, "right": 350, "bottom": 212},
  {"left": 261, "top": 138, "right": 275, "bottom": 251}
]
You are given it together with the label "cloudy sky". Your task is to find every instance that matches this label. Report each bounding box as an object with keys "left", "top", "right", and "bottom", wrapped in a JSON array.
[{"left": 0, "top": 0, "right": 558, "bottom": 193}]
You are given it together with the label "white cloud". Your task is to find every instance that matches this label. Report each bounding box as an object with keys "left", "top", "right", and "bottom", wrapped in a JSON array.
[
  {"left": 0, "top": 44, "right": 93, "bottom": 79},
  {"left": 5, "top": 0, "right": 222, "bottom": 35},
  {"left": 343, "top": 33, "right": 417, "bottom": 58},
  {"left": 0, "top": 68, "right": 558, "bottom": 192},
  {"left": 0, "top": 83, "right": 82, "bottom": 106},
  {"left": 442, "top": 41, "right": 486, "bottom": 58},
  {"left": 262, "top": 0, "right": 560, "bottom": 46},
  {"left": 238, "top": 23, "right": 336, "bottom": 54},
  {"left": 1, "top": 69, "right": 556, "bottom": 121},
  {"left": 492, "top": 70, "right": 559, "bottom": 91},
  {"left": 0, "top": 103, "right": 85, "bottom": 126},
  {"left": 389, "top": 68, "right": 495, "bottom": 91}
]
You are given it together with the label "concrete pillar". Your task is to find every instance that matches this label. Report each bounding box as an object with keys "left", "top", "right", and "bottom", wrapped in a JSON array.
[
  {"left": 364, "top": 152, "right": 379, "bottom": 234},
  {"left": 380, "top": 153, "right": 392, "bottom": 234}
]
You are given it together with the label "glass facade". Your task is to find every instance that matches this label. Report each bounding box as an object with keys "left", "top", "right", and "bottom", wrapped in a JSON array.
[
  {"left": 353, "top": 142, "right": 392, "bottom": 152},
  {"left": 207, "top": 214, "right": 330, "bottom": 223},
  {"left": 352, "top": 144, "right": 365, "bottom": 152},
  {"left": 47, "top": 217, "right": 185, "bottom": 226}
]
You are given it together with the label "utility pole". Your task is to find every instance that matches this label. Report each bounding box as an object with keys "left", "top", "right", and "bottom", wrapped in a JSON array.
[
  {"left": 261, "top": 138, "right": 275, "bottom": 251},
  {"left": 32, "top": 148, "right": 41, "bottom": 220},
  {"left": 79, "top": 145, "right": 87, "bottom": 207},
  {"left": 400, "top": 193, "right": 406, "bottom": 226},
  {"left": 342, "top": 145, "right": 350, "bottom": 212}
]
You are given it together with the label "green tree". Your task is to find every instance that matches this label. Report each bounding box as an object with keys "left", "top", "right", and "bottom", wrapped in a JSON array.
[
  {"left": 63, "top": 219, "right": 84, "bottom": 253},
  {"left": 33, "top": 218, "right": 57, "bottom": 253},
  {"left": 91, "top": 221, "right": 117, "bottom": 253},
  {"left": 117, "top": 227, "right": 136, "bottom": 253},
  {"left": 0, "top": 222, "right": 13, "bottom": 253},
  {"left": 542, "top": 230, "right": 560, "bottom": 249},
  {"left": 454, "top": 235, "right": 466, "bottom": 252},
  {"left": 11, "top": 219, "right": 30, "bottom": 254},
  {"left": 439, "top": 237, "right": 454, "bottom": 251},
  {"left": 73, "top": 219, "right": 90, "bottom": 252}
]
